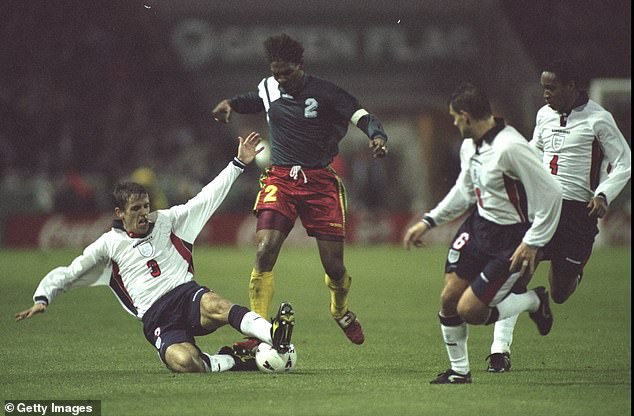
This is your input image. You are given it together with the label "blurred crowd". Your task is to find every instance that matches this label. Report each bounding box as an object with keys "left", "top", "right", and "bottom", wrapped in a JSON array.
[
  {"left": 0, "top": 2, "right": 412, "bottom": 219},
  {"left": 1, "top": 1, "right": 241, "bottom": 216},
  {"left": 4, "top": 1, "right": 626, "bottom": 221}
]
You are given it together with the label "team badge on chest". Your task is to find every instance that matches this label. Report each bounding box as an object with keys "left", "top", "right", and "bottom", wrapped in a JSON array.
[
  {"left": 137, "top": 241, "right": 155, "bottom": 257},
  {"left": 551, "top": 133, "right": 565, "bottom": 151}
]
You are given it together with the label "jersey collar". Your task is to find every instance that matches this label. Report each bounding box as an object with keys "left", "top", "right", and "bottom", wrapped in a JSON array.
[
  {"left": 111, "top": 219, "right": 154, "bottom": 239},
  {"left": 476, "top": 117, "right": 506, "bottom": 151}
]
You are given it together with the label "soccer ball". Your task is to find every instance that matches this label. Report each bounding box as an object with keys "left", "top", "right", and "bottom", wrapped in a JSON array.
[
  {"left": 255, "top": 139, "right": 271, "bottom": 169},
  {"left": 255, "top": 342, "right": 297, "bottom": 373}
]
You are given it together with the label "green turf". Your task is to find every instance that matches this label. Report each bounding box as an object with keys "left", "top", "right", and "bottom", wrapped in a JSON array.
[{"left": 1, "top": 245, "right": 630, "bottom": 416}]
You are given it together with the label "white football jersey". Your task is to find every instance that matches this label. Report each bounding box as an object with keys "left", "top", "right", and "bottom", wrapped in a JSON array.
[
  {"left": 32, "top": 160, "right": 245, "bottom": 319},
  {"left": 425, "top": 121, "right": 562, "bottom": 248},
  {"left": 532, "top": 97, "right": 631, "bottom": 204}
]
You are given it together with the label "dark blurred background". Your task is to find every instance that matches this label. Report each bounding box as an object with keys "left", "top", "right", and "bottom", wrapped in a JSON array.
[{"left": 1, "top": 0, "right": 630, "bottom": 246}]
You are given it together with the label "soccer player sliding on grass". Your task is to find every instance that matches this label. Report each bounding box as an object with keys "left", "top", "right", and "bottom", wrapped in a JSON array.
[
  {"left": 16, "top": 132, "right": 295, "bottom": 373},
  {"left": 403, "top": 82, "right": 562, "bottom": 384}
]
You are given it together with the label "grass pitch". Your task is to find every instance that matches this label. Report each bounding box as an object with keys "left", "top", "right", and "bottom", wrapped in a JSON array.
[{"left": 1, "top": 245, "right": 630, "bottom": 416}]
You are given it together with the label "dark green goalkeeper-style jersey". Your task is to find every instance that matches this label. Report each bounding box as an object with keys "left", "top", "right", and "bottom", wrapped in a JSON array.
[{"left": 230, "top": 74, "right": 386, "bottom": 168}]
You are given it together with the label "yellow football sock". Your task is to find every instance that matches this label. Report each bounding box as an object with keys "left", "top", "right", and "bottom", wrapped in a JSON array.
[
  {"left": 325, "top": 272, "right": 351, "bottom": 319},
  {"left": 249, "top": 269, "right": 275, "bottom": 318}
]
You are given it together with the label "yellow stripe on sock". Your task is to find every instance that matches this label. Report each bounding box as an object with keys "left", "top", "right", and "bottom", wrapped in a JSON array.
[
  {"left": 249, "top": 269, "right": 275, "bottom": 318},
  {"left": 325, "top": 272, "right": 351, "bottom": 319}
]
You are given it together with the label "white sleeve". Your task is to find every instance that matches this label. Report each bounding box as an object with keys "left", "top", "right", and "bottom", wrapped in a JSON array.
[
  {"left": 168, "top": 160, "right": 244, "bottom": 243},
  {"left": 425, "top": 141, "right": 476, "bottom": 226},
  {"left": 501, "top": 144, "right": 562, "bottom": 247},
  {"left": 33, "top": 236, "right": 111, "bottom": 305},
  {"left": 593, "top": 113, "right": 632, "bottom": 204},
  {"left": 530, "top": 114, "right": 545, "bottom": 153},
  {"left": 529, "top": 110, "right": 544, "bottom": 154}
]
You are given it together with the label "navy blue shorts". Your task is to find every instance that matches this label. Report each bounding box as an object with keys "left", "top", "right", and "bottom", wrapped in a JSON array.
[
  {"left": 142, "top": 281, "right": 213, "bottom": 364},
  {"left": 541, "top": 200, "right": 598, "bottom": 276},
  {"left": 445, "top": 210, "right": 529, "bottom": 305}
]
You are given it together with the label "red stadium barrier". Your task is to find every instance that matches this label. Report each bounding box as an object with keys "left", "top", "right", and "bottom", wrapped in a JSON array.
[
  {"left": 4, "top": 211, "right": 628, "bottom": 248},
  {"left": 3, "top": 212, "right": 440, "bottom": 248}
]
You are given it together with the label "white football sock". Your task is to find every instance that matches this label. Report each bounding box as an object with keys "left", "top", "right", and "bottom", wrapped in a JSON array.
[
  {"left": 491, "top": 314, "right": 519, "bottom": 354},
  {"left": 202, "top": 352, "right": 235, "bottom": 373},
  {"left": 240, "top": 311, "right": 273, "bottom": 345},
  {"left": 496, "top": 291, "right": 539, "bottom": 319},
  {"left": 440, "top": 322, "right": 470, "bottom": 374}
]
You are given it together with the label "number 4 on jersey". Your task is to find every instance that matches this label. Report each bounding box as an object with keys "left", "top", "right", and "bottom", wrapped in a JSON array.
[{"left": 549, "top": 155, "right": 559, "bottom": 175}]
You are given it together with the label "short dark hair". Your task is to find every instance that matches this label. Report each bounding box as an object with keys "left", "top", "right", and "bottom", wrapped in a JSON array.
[
  {"left": 543, "top": 59, "right": 581, "bottom": 87},
  {"left": 263, "top": 33, "right": 304, "bottom": 64},
  {"left": 449, "top": 82, "right": 492, "bottom": 120},
  {"left": 113, "top": 182, "right": 148, "bottom": 209}
]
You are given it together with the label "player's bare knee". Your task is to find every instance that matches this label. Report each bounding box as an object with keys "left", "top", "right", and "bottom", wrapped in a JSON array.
[
  {"left": 254, "top": 241, "right": 279, "bottom": 270},
  {"left": 165, "top": 344, "right": 204, "bottom": 373},
  {"left": 454, "top": 288, "right": 488, "bottom": 324},
  {"left": 200, "top": 292, "right": 232, "bottom": 320},
  {"left": 439, "top": 283, "right": 463, "bottom": 312},
  {"left": 439, "top": 291, "right": 459, "bottom": 315},
  {"left": 456, "top": 302, "right": 487, "bottom": 325}
]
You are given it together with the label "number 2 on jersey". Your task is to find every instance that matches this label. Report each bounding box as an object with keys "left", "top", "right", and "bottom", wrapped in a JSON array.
[
  {"left": 263, "top": 184, "right": 278, "bottom": 203},
  {"left": 304, "top": 98, "right": 318, "bottom": 118}
]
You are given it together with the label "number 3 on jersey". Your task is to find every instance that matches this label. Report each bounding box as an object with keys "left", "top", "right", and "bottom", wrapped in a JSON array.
[{"left": 147, "top": 259, "right": 161, "bottom": 277}]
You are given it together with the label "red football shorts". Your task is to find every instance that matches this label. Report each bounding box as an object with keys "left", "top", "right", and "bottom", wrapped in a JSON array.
[{"left": 253, "top": 165, "right": 347, "bottom": 241}]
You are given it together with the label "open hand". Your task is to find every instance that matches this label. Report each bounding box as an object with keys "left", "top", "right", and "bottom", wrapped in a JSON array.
[
  {"left": 237, "top": 132, "right": 264, "bottom": 165},
  {"left": 15, "top": 303, "right": 47, "bottom": 321}
]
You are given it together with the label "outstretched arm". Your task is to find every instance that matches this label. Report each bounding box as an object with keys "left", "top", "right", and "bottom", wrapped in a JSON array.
[
  {"left": 212, "top": 99, "right": 233, "bottom": 123},
  {"left": 237, "top": 131, "right": 264, "bottom": 165},
  {"left": 212, "top": 91, "right": 266, "bottom": 123},
  {"left": 15, "top": 302, "right": 47, "bottom": 321},
  {"left": 15, "top": 240, "right": 111, "bottom": 322},
  {"left": 168, "top": 132, "right": 263, "bottom": 243}
]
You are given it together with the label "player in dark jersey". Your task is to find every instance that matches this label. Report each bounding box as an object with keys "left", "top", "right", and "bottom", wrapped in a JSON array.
[{"left": 212, "top": 33, "right": 388, "bottom": 346}]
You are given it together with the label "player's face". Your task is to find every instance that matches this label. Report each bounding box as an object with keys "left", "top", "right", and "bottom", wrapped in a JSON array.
[
  {"left": 540, "top": 71, "right": 576, "bottom": 113},
  {"left": 117, "top": 193, "right": 151, "bottom": 236},
  {"left": 449, "top": 104, "right": 471, "bottom": 139},
  {"left": 270, "top": 61, "right": 304, "bottom": 95}
]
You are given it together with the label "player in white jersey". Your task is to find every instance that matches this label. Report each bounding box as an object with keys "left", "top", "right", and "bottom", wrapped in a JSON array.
[
  {"left": 403, "top": 82, "right": 562, "bottom": 384},
  {"left": 487, "top": 60, "right": 631, "bottom": 373},
  {"left": 15, "top": 132, "right": 296, "bottom": 373}
]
